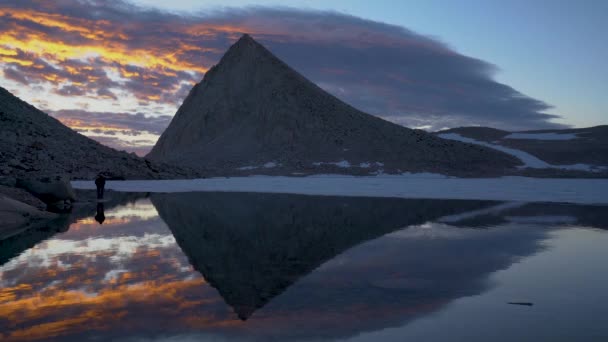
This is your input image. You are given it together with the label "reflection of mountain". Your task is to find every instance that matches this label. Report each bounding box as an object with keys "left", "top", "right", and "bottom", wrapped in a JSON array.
[
  {"left": 0, "top": 191, "right": 148, "bottom": 266},
  {"left": 445, "top": 202, "right": 608, "bottom": 230},
  {"left": 151, "top": 192, "right": 494, "bottom": 320}
]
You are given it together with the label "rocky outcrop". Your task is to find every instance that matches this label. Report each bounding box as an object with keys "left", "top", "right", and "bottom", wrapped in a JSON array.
[
  {"left": 0, "top": 86, "right": 196, "bottom": 180},
  {"left": 0, "top": 194, "right": 58, "bottom": 240},
  {"left": 148, "top": 34, "right": 520, "bottom": 177},
  {"left": 16, "top": 176, "right": 76, "bottom": 204},
  {"left": 0, "top": 185, "right": 46, "bottom": 210}
]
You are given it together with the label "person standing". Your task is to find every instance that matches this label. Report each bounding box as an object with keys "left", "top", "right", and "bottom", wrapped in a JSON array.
[{"left": 95, "top": 174, "right": 106, "bottom": 200}]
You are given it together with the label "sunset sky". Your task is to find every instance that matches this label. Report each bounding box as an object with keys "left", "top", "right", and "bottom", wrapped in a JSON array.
[{"left": 0, "top": 0, "right": 605, "bottom": 155}]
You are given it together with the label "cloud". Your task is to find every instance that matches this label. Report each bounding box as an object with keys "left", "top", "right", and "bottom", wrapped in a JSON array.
[
  {"left": 49, "top": 109, "right": 172, "bottom": 155},
  {"left": 0, "top": 0, "right": 564, "bottom": 154}
]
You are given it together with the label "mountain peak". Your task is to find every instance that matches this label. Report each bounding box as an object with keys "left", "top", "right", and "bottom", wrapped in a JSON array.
[
  {"left": 237, "top": 33, "right": 254, "bottom": 42},
  {"left": 148, "top": 36, "right": 520, "bottom": 176},
  {"left": 228, "top": 33, "right": 263, "bottom": 53}
]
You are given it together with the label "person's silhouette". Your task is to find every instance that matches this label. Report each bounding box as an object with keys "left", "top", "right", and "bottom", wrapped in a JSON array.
[
  {"left": 95, "top": 202, "right": 105, "bottom": 224},
  {"left": 95, "top": 174, "right": 106, "bottom": 200}
]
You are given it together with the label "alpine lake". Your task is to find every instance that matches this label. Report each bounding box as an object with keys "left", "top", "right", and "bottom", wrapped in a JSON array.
[{"left": 1, "top": 190, "right": 607, "bottom": 341}]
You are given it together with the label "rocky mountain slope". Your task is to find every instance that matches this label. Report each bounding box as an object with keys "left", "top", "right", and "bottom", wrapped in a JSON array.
[
  {"left": 0, "top": 86, "right": 194, "bottom": 180},
  {"left": 148, "top": 34, "right": 520, "bottom": 177},
  {"left": 436, "top": 126, "right": 608, "bottom": 177}
]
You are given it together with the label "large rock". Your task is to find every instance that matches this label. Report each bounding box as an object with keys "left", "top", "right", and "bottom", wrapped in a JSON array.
[
  {"left": 16, "top": 176, "right": 76, "bottom": 204},
  {"left": 0, "top": 185, "right": 46, "bottom": 210},
  {"left": 148, "top": 34, "right": 520, "bottom": 177},
  {"left": 0, "top": 195, "right": 57, "bottom": 240}
]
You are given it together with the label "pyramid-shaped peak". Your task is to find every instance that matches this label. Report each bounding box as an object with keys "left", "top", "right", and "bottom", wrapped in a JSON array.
[
  {"left": 238, "top": 33, "right": 254, "bottom": 42},
  {"left": 229, "top": 33, "right": 265, "bottom": 52},
  {"left": 148, "top": 31, "right": 521, "bottom": 176},
  {"left": 218, "top": 33, "right": 284, "bottom": 66}
]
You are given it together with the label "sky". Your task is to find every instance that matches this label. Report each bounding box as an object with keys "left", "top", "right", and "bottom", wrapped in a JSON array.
[{"left": 0, "top": 0, "right": 605, "bottom": 155}]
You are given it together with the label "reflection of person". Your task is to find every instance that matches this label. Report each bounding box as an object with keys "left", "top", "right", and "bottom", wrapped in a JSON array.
[
  {"left": 95, "top": 202, "right": 105, "bottom": 224},
  {"left": 95, "top": 174, "right": 106, "bottom": 200}
]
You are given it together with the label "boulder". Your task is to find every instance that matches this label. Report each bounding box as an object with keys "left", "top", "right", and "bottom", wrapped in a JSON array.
[
  {"left": 0, "top": 195, "right": 57, "bottom": 240},
  {"left": 0, "top": 185, "right": 47, "bottom": 210},
  {"left": 16, "top": 176, "right": 76, "bottom": 204}
]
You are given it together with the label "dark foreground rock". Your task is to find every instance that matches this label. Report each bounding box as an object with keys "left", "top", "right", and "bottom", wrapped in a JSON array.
[
  {"left": 0, "top": 86, "right": 197, "bottom": 180},
  {"left": 0, "top": 194, "right": 59, "bottom": 240},
  {"left": 16, "top": 176, "right": 76, "bottom": 204}
]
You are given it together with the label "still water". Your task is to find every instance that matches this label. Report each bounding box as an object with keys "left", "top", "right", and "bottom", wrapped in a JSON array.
[{"left": 1, "top": 192, "right": 607, "bottom": 341}]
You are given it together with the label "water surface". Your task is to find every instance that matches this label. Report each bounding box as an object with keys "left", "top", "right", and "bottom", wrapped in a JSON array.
[{"left": 1, "top": 192, "right": 607, "bottom": 341}]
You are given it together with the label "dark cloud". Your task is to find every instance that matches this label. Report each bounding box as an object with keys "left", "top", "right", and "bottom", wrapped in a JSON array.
[
  {"left": 0, "top": 0, "right": 564, "bottom": 133},
  {"left": 56, "top": 84, "right": 86, "bottom": 96},
  {"left": 50, "top": 109, "right": 172, "bottom": 135},
  {"left": 48, "top": 109, "right": 173, "bottom": 154}
]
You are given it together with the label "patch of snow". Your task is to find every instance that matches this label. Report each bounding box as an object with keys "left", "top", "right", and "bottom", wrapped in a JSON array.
[
  {"left": 375, "top": 162, "right": 385, "bottom": 167},
  {"left": 312, "top": 160, "right": 351, "bottom": 168},
  {"left": 237, "top": 165, "right": 258, "bottom": 171},
  {"left": 438, "top": 133, "right": 606, "bottom": 172},
  {"left": 505, "top": 132, "right": 579, "bottom": 140},
  {"left": 359, "top": 162, "right": 371, "bottom": 168},
  {"left": 72, "top": 176, "right": 608, "bottom": 205},
  {"left": 335, "top": 160, "right": 351, "bottom": 168},
  {"left": 238, "top": 162, "right": 281, "bottom": 170}
]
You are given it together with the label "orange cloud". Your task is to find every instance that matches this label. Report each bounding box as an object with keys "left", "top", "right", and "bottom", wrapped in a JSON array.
[{"left": 0, "top": 8, "right": 210, "bottom": 73}]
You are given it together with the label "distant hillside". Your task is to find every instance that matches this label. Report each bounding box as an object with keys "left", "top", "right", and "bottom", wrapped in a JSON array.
[
  {"left": 148, "top": 34, "right": 520, "bottom": 177},
  {"left": 0, "top": 86, "right": 193, "bottom": 180},
  {"left": 437, "top": 126, "right": 608, "bottom": 167}
]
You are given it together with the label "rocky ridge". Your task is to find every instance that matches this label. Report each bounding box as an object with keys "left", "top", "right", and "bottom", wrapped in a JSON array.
[{"left": 0, "top": 86, "right": 196, "bottom": 182}]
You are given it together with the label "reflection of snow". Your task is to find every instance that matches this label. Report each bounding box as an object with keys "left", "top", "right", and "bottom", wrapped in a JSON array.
[
  {"left": 505, "top": 132, "right": 578, "bottom": 140},
  {"left": 438, "top": 133, "right": 606, "bottom": 172},
  {"left": 439, "top": 202, "right": 526, "bottom": 223}
]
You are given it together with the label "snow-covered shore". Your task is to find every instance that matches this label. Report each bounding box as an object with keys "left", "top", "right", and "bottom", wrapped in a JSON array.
[{"left": 72, "top": 175, "right": 608, "bottom": 205}]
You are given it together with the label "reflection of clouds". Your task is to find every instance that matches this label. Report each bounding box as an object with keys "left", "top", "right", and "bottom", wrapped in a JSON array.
[
  {"left": 0, "top": 199, "right": 233, "bottom": 341},
  {"left": 0, "top": 234, "right": 177, "bottom": 283},
  {"left": 0, "top": 278, "right": 219, "bottom": 342},
  {"left": 106, "top": 200, "right": 159, "bottom": 220},
  {"left": 69, "top": 199, "right": 160, "bottom": 232}
]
